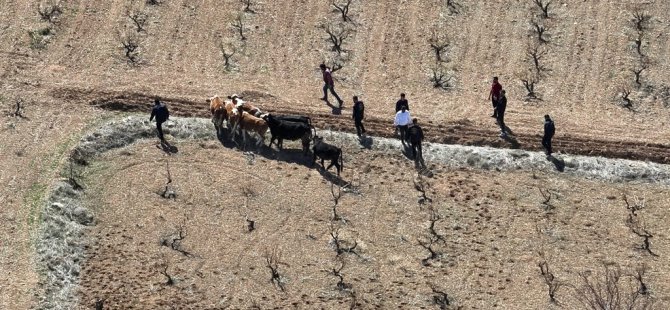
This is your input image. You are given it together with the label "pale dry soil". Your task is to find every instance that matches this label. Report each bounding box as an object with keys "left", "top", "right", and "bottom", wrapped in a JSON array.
[{"left": 74, "top": 138, "right": 670, "bottom": 309}]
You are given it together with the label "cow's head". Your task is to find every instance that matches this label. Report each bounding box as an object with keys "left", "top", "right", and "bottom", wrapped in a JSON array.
[{"left": 313, "top": 135, "right": 323, "bottom": 144}]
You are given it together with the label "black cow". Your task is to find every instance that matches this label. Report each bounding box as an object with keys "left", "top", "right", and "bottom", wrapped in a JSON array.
[
  {"left": 263, "top": 113, "right": 313, "bottom": 154},
  {"left": 312, "top": 136, "right": 343, "bottom": 176},
  {"left": 271, "top": 114, "right": 312, "bottom": 126}
]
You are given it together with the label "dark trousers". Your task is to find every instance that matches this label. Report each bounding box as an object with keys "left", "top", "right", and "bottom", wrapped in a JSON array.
[
  {"left": 354, "top": 118, "right": 366, "bottom": 136},
  {"left": 497, "top": 109, "right": 506, "bottom": 133},
  {"left": 156, "top": 121, "right": 165, "bottom": 141},
  {"left": 542, "top": 135, "right": 553, "bottom": 155},
  {"left": 323, "top": 84, "right": 343, "bottom": 105},
  {"left": 491, "top": 98, "right": 498, "bottom": 117},
  {"left": 397, "top": 125, "right": 408, "bottom": 143}
]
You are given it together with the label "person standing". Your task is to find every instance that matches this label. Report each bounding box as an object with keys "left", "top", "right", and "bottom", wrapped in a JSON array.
[
  {"left": 319, "top": 64, "right": 344, "bottom": 107},
  {"left": 395, "top": 93, "right": 409, "bottom": 112},
  {"left": 352, "top": 96, "right": 366, "bottom": 137},
  {"left": 394, "top": 106, "right": 412, "bottom": 144},
  {"left": 150, "top": 98, "right": 170, "bottom": 142},
  {"left": 487, "top": 76, "right": 502, "bottom": 118},
  {"left": 497, "top": 90, "right": 507, "bottom": 138},
  {"left": 407, "top": 118, "right": 425, "bottom": 167},
  {"left": 542, "top": 115, "right": 555, "bottom": 157}
]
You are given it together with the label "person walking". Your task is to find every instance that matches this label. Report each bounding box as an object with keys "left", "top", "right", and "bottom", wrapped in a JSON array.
[
  {"left": 542, "top": 114, "right": 555, "bottom": 157},
  {"left": 497, "top": 90, "right": 507, "bottom": 138},
  {"left": 407, "top": 118, "right": 425, "bottom": 167},
  {"left": 395, "top": 93, "right": 409, "bottom": 112},
  {"left": 319, "top": 64, "right": 344, "bottom": 107},
  {"left": 487, "top": 76, "right": 502, "bottom": 118},
  {"left": 150, "top": 98, "right": 170, "bottom": 143},
  {"left": 352, "top": 96, "right": 366, "bottom": 137},
  {"left": 394, "top": 106, "right": 412, "bottom": 144}
]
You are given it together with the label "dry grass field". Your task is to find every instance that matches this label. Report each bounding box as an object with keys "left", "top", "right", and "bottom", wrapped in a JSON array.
[{"left": 0, "top": 0, "right": 670, "bottom": 309}]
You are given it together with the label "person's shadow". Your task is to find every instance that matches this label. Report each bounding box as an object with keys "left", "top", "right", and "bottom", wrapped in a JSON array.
[
  {"left": 358, "top": 135, "right": 373, "bottom": 149},
  {"left": 158, "top": 140, "right": 179, "bottom": 154},
  {"left": 547, "top": 154, "right": 565, "bottom": 172},
  {"left": 324, "top": 100, "right": 343, "bottom": 115}
]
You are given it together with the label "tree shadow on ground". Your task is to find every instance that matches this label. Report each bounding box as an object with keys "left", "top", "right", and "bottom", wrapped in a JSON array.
[
  {"left": 501, "top": 133, "right": 520, "bottom": 149},
  {"left": 548, "top": 154, "right": 565, "bottom": 172}
]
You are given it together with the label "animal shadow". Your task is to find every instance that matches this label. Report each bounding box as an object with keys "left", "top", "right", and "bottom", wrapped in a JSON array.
[{"left": 548, "top": 154, "right": 565, "bottom": 172}]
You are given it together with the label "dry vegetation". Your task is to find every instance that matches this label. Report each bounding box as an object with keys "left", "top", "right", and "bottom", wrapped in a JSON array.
[{"left": 1, "top": 0, "right": 670, "bottom": 309}]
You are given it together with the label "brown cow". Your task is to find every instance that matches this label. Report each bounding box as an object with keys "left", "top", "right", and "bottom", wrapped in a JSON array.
[
  {"left": 229, "top": 94, "right": 263, "bottom": 117},
  {"left": 235, "top": 110, "right": 269, "bottom": 148},
  {"left": 207, "top": 95, "right": 226, "bottom": 135}
]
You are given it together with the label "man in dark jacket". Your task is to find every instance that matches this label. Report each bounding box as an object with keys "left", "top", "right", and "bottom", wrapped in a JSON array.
[
  {"left": 150, "top": 98, "right": 170, "bottom": 142},
  {"left": 319, "top": 64, "right": 344, "bottom": 107},
  {"left": 352, "top": 96, "right": 366, "bottom": 137},
  {"left": 496, "top": 90, "right": 507, "bottom": 137},
  {"left": 407, "top": 118, "right": 425, "bottom": 167},
  {"left": 395, "top": 93, "right": 409, "bottom": 112},
  {"left": 543, "top": 114, "right": 555, "bottom": 157}
]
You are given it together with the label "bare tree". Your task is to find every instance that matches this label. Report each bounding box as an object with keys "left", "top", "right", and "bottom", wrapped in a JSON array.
[
  {"left": 331, "top": 0, "right": 353, "bottom": 22},
  {"left": 413, "top": 173, "right": 433, "bottom": 205},
  {"left": 527, "top": 43, "right": 548, "bottom": 75},
  {"left": 219, "top": 42, "right": 237, "bottom": 71},
  {"left": 520, "top": 73, "right": 539, "bottom": 99},
  {"left": 572, "top": 264, "right": 654, "bottom": 310},
  {"left": 120, "top": 34, "right": 140, "bottom": 64},
  {"left": 231, "top": 14, "right": 246, "bottom": 41},
  {"left": 38, "top": 1, "right": 63, "bottom": 23},
  {"left": 330, "top": 225, "right": 359, "bottom": 257},
  {"left": 539, "top": 261, "right": 561, "bottom": 303},
  {"left": 618, "top": 88, "right": 633, "bottom": 111},
  {"left": 631, "top": 9, "right": 651, "bottom": 32},
  {"left": 418, "top": 235, "right": 440, "bottom": 266},
  {"left": 94, "top": 298, "right": 105, "bottom": 310},
  {"left": 327, "top": 59, "right": 344, "bottom": 73},
  {"left": 633, "top": 32, "right": 644, "bottom": 57},
  {"left": 160, "top": 264, "right": 175, "bottom": 285},
  {"left": 631, "top": 64, "right": 646, "bottom": 88},
  {"left": 331, "top": 260, "right": 352, "bottom": 290},
  {"left": 331, "top": 181, "right": 342, "bottom": 221},
  {"left": 10, "top": 98, "right": 26, "bottom": 118},
  {"left": 128, "top": 10, "right": 148, "bottom": 33},
  {"left": 431, "top": 286, "right": 452, "bottom": 309},
  {"left": 264, "top": 248, "right": 286, "bottom": 291},
  {"left": 531, "top": 19, "right": 549, "bottom": 43},
  {"left": 161, "top": 161, "right": 176, "bottom": 199},
  {"left": 146, "top": 0, "right": 162, "bottom": 5},
  {"left": 241, "top": 0, "right": 256, "bottom": 14},
  {"left": 323, "top": 23, "right": 352, "bottom": 55},
  {"left": 538, "top": 187, "right": 554, "bottom": 211},
  {"left": 430, "top": 66, "right": 452, "bottom": 90},
  {"left": 160, "top": 219, "right": 194, "bottom": 257},
  {"left": 534, "top": 0, "right": 551, "bottom": 19},
  {"left": 429, "top": 31, "right": 450, "bottom": 63}
]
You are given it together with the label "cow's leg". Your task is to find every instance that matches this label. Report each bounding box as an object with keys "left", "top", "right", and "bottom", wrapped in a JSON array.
[
  {"left": 312, "top": 152, "right": 317, "bottom": 166},
  {"left": 333, "top": 160, "right": 341, "bottom": 176},
  {"left": 321, "top": 158, "right": 325, "bottom": 169}
]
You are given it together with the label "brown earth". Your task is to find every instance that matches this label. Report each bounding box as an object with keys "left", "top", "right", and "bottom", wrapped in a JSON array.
[{"left": 1, "top": 0, "right": 670, "bottom": 308}]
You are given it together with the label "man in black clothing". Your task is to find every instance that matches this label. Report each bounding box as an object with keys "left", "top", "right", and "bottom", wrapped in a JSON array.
[
  {"left": 150, "top": 98, "right": 170, "bottom": 142},
  {"left": 407, "top": 118, "right": 425, "bottom": 167},
  {"left": 395, "top": 93, "right": 409, "bottom": 112},
  {"left": 496, "top": 90, "right": 507, "bottom": 137},
  {"left": 543, "top": 114, "right": 555, "bottom": 156},
  {"left": 352, "top": 96, "right": 366, "bottom": 137}
]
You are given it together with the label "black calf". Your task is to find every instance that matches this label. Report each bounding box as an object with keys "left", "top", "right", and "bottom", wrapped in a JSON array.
[{"left": 312, "top": 136, "right": 343, "bottom": 176}]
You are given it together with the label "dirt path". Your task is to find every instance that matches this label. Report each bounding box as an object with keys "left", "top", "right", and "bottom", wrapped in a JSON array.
[{"left": 55, "top": 87, "right": 670, "bottom": 165}]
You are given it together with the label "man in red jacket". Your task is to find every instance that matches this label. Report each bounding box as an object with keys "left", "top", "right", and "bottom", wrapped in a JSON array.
[
  {"left": 487, "top": 76, "right": 502, "bottom": 118},
  {"left": 320, "top": 64, "right": 344, "bottom": 107}
]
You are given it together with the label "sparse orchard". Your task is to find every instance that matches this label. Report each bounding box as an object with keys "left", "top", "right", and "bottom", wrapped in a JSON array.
[
  {"left": 241, "top": 0, "right": 256, "bottom": 14},
  {"left": 128, "top": 10, "right": 148, "bottom": 33},
  {"left": 538, "top": 261, "right": 561, "bottom": 303},
  {"left": 618, "top": 88, "right": 633, "bottom": 111},
  {"left": 264, "top": 248, "right": 286, "bottom": 291},
  {"left": 120, "top": 33, "right": 141, "bottom": 64},
  {"left": 572, "top": 264, "right": 654, "bottom": 309},
  {"left": 531, "top": 19, "right": 549, "bottom": 43},
  {"left": 231, "top": 13, "right": 247, "bottom": 41},
  {"left": 429, "top": 66, "right": 453, "bottom": 90},
  {"left": 428, "top": 31, "right": 450, "bottom": 63},
  {"left": 323, "top": 23, "right": 352, "bottom": 55},
  {"left": 526, "top": 43, "right": 548, "bottom": 75},
  {"left": 219, "top": 41, "right": 237, "bottom": 71}
]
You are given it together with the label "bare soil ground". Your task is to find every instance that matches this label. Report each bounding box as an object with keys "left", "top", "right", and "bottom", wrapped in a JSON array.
[
  {"left": 1, "top": 0, "right": 670, "bottom": 308},
  {"left": 73, "top": 136, "right": 670, "bottom": 309}
]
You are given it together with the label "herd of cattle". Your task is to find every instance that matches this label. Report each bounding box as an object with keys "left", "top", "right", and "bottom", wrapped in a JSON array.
[{"left": 206, "top": 95, "right": 344, "bottom": 175}]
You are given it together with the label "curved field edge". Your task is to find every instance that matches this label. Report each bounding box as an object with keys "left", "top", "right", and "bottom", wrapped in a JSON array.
[{"left": 34, "top": 115, "right": 670, "bottom": 308}]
